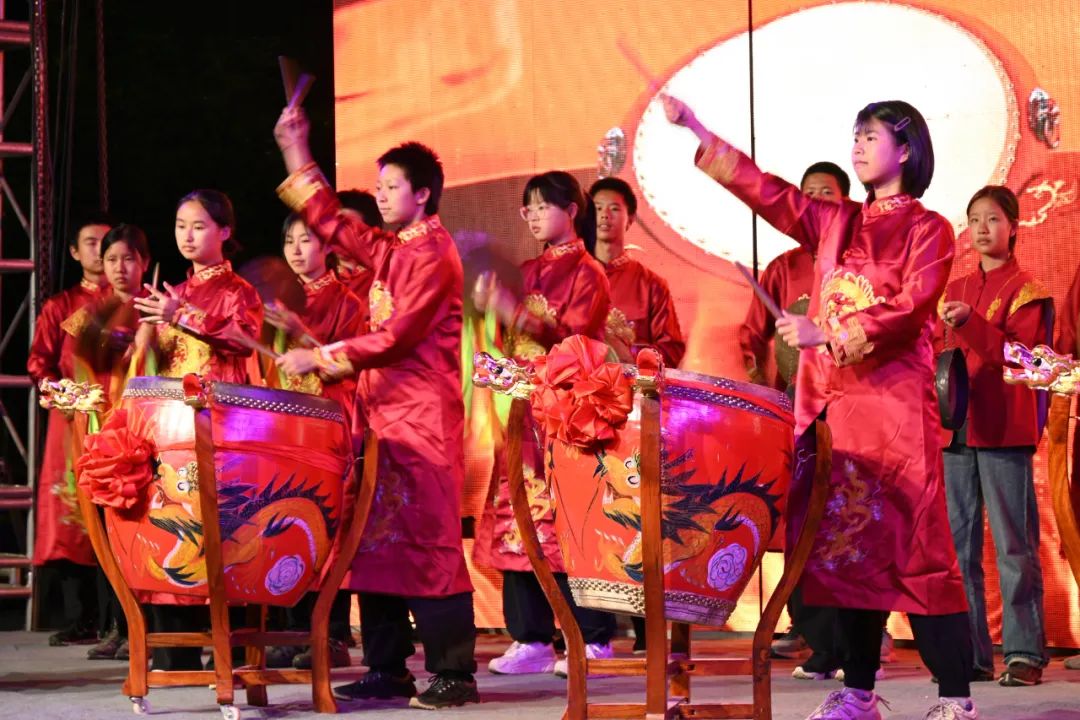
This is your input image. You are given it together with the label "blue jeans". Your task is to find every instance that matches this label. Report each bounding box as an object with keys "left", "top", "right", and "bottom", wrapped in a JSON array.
[{"left": 943, "top": 445, "right": 1047, "bottom": 671}]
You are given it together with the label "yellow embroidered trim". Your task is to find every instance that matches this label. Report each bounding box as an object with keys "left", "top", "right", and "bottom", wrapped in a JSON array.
[
  {"left": 192, "top": 262, "right": 231, "bottom": 284},
  {"left": 276, "top": 162, "right": 330, "bottom": 211},
  {"left": 158, "top": 325, "right": 212, "bottom": 378},
  {"left": 317, "top": 343, "right": 355, "bottom": 380},
  {"left": 826, "top": 315, "right": 875, "bottom": 367},
  {"left": 606, "top": 253, "right": 632, "bottom": 269},
  {"left": 865, "top": 194, "right": 913, "bottom": 217},
  {"left": 543, "top": 239, "right": 584, "bottom": 260},
  {"left": 368, "top": 280, "right": 394, "bottom": 331},
  {"left": 523, "top": 293, "right": 558, "bottom": 327},
  {"left": 304, "top": 272, "right": 335, "bottom": 295},
  {"left": 60, "top": 306, "right": 91, "bottom": 338},
  {"left": 605, "top": 307, "right": 636, "bottom": 345},
  {"left": 397, "top": 215, "right": 443, "bottom": 245},
  {"left": 695, "top": 139, "right": 739, "bottom": 184},
  {"left": 79, "top": 278, "right": 101, "bottom": 292},
  {"left": 985, "top": 297, "right": 1002, "bottom": 322},
  {"left": 1008, "top": 280, "right": 1051, "bottom": 317}
]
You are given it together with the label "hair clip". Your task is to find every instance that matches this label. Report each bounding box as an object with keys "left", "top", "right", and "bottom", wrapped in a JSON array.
[{"left": 893, "top": 117, "right": 911, "bottom": 132}]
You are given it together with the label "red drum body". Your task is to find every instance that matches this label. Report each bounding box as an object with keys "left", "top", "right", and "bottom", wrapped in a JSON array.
[
  {"left": 551, "top": 369, "right": 794, "bottom": 626},
  {"left": 105, "top": 377, "right": 351, "bottom": 606}
]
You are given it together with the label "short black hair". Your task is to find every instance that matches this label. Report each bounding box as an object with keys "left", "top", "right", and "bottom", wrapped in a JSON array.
[
  {"left": 854, "top": 100, "right": 934, "bottom": 199},
  {"left": 377, "top": 142, "right": 444, "bottom": 216},
  {"left": 99, "top": 224, "right": 150, "bottom": 262},
  {"left": 800, "top": 162, "right": 851, "bottom": 198},
  {"left": 338, "top": 189, "right": 384, "bottom": 229},
  {"left": 588, "top": 177, "right": 638, "bottom": 217},
  {"left": 70, "top": 211, "right": 115, "bottom": 248}
]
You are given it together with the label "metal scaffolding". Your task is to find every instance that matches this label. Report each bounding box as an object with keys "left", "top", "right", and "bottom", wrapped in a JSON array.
[{"left": 0, "top": 0, "right": 49, "bottom": 630}]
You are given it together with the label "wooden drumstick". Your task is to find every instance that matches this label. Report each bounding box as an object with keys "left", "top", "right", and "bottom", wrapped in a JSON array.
[
  {"left": 150, "top": 262, "right": 160, "bottom": 292},
  {"left": 734, "top": 261, "right": 784, "bottom": 319},
  {"left": 616, "top": 36, "right": 660, "bottom": 90},
  {"left": 278, "top": 55, "right": 299, "bottom": 103},
  {"left": 287, "top": 73, "right": 315, "bottom": 109}
]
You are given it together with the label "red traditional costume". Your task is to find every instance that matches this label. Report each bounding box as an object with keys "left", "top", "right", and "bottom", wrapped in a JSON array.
[
  {"left": 278, "top": 164, "right": 473, "bottom": 599},
  {"left": 604, "top": 252, "right": 685, "bottom": 367},
  {"left": 738, "top": 247, "right": 815, "bottom": 389},
  {"left": 153, "top": 261, "right": 263, "bottom": 384},
  {"left": 935, "top": 257, "right": 1052, "bottom": 446},
  {"left": 474, "top": 239, "right": 611, "bottom": 573},
  {"left": 695, "top": 139, "right": 967, "bottom": 615},
  {"left": 265, "top": 271, "right": 364, "bottom": 419},
  {"left": 334, "top": 264, "right": 374, "bottom": 327},
  {"left": 28, "top": 279, "right": 108, "bottom": 566}
]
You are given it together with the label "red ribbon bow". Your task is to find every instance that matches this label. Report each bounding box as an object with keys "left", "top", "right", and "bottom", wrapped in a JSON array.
[
  {"left": 531, "top": 335, "right": 633, "bottom": 450},
  {"left": 76, "top": 408, "right": 156, "bottom": 513}
]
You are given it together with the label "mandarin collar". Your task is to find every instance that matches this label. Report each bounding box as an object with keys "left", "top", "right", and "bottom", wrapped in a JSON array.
[{"left": 188, "top": 261, "right": 232, "bottom": 284}]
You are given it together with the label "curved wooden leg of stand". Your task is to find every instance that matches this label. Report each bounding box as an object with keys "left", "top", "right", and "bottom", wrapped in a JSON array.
[
  {"left": 75, "top": 489, "right": 150, "bottom": 703},
  {"left": 245, "top": 605, "right": 269, "bottom": 706},
  {"left": 309, "top": 428, "right": 379, "bottom": 714},
  {"left": 194, "top": 406, "right": 235, "bottom": 709},
  {"left": 1048, "top": 395, "right": 1080, "bottom": 588},
  {"left": 504, "top": 399, "right": 587, "bottom": 720},
  {"left": 751, "top": 420, "right": 832, "bottom": 720}
]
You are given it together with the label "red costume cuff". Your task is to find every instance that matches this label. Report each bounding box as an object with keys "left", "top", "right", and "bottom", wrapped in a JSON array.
[
  {"left": 277, "top": 162, "right": 331, "bottom": 211},
  {"left": 694, "top": 137, "right": 740, "bottom": 184},
  {"left": 824, "top": 315, "right": 874, "bottom": 367}
]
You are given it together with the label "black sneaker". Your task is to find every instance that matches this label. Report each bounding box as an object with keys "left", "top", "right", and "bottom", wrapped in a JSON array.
[
  {"left": 408, "top": 673, "right": 479, "bottom": 710},
  {"left": 999, "top": 660, "right": 1042, "bottom": 686},
  {"left": 49, "top": 624, "right": 99, "bottom": 646},
  {"left": 293, "top": 639, "right": 351, "bottom": 669},
  {"left": 266, "top": 645, "right": 303, "bottom": 669},
  {"left": 334, "top": 671, "right": 417, "bottom": 701}
]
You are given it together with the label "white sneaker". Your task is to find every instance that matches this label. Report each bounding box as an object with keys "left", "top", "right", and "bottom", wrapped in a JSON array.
[
  {"left": 487, "top": 641, "right": 556, "bottom": 674},
  {"left": 553, "top": 642, "right": 614, "bottom": 678},
  {"left": 924, "top": 697, "right": 978, "bottom": 719},
  {"left": 880, "top": 631, "right": 896, "bottom": 663},
  {"left": 834, "top": 667, "right": 886, "bottom": 681},
  {"left": 806, "top": 688, "right": 888, "bottom": 720},
  {"left": 793, "top": 666, "right": 838, "bottom": 680}
]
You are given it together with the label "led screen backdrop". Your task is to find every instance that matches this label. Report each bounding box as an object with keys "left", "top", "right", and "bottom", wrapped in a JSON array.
[{"left": 334, "top": 0, "right": 1080, "bottom": 647}]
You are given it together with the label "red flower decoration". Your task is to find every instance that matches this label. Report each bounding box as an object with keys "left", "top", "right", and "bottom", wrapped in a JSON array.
[
  {"left": 76, "top": 408, "right": 156, "bottom": 513},
  {"left": 532, "top": 335, "right": 633, "bottom": 450}
]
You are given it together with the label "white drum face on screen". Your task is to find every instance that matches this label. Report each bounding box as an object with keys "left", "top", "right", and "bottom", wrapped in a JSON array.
[{"left": 632, "top": 1, "right": 1016, "bottom": 267}]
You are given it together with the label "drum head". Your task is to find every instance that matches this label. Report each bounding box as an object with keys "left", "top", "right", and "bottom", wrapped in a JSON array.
[{"left": 935, "top": 348, "right": 969, "bottom": 430}]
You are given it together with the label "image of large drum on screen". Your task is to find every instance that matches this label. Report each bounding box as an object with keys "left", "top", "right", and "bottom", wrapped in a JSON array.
[
  {"left": 550, "top": 369, "right": 794, "bottom": 626},
  {"left": 105, "top": 377, "right": 351, "bottom": 607}
]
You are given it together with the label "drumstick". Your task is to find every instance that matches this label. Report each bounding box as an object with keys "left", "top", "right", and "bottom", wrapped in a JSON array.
[
  {"left": 150, "top": 263, "right": 160, "bottom": 292},
  {"left": 734, "top": 261, "right": 784, "bottom": 319},
  {"left": 287, "top": 73, "right": 315, "bottom": 109},
  {"left": 231, "top": 332, "right": 281, "bottom": 360},
  {"left": 616, "top": 36, "right": 660, "bottom": 90},
  {"left": 278, "top": 55, "right": 299, "bottom": 103}
]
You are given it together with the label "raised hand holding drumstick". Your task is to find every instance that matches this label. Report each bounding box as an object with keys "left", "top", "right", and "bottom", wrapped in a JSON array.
[{"left": 133, "top": 282, "right": 183, "bottom": 324}]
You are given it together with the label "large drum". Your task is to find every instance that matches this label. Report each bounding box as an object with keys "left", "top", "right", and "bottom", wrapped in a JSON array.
[
  {"left": 102, "top": 377, "right": 351, "bottom": 607},
  {"left": 550, "top": 368, "right": 794, "bottom": 626}
]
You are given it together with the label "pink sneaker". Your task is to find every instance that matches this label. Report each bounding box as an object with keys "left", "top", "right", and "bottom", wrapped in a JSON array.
[{"left": 924, "top": 697, "right": 978, "bottom": 719}]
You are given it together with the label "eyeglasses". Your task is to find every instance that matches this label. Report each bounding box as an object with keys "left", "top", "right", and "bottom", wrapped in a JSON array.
[{"left": 519, "top": 204, "right": 557, "bottom": 221}]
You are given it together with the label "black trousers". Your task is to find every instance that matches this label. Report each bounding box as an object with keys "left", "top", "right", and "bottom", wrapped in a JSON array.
[
  {"left": 838, "top": 609, "right": 972, "bottom": 697},
  {"left": 95, "top": 566, "right": 127, "bottom": 637},
  {"left": 789, "top": 583, "right": 841, "bottom": 673},
  {"left": 359, "top": 591, "right": 477, "bottom": 676},
  {"left": 502, "top": 570, "right": 617, "bottom": 645},
  {"left": 285, "top": 590, "right": 353, "bottom": 641},
  {"left": 36, "top": 560, "right": 97, "bottom": 631}
]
